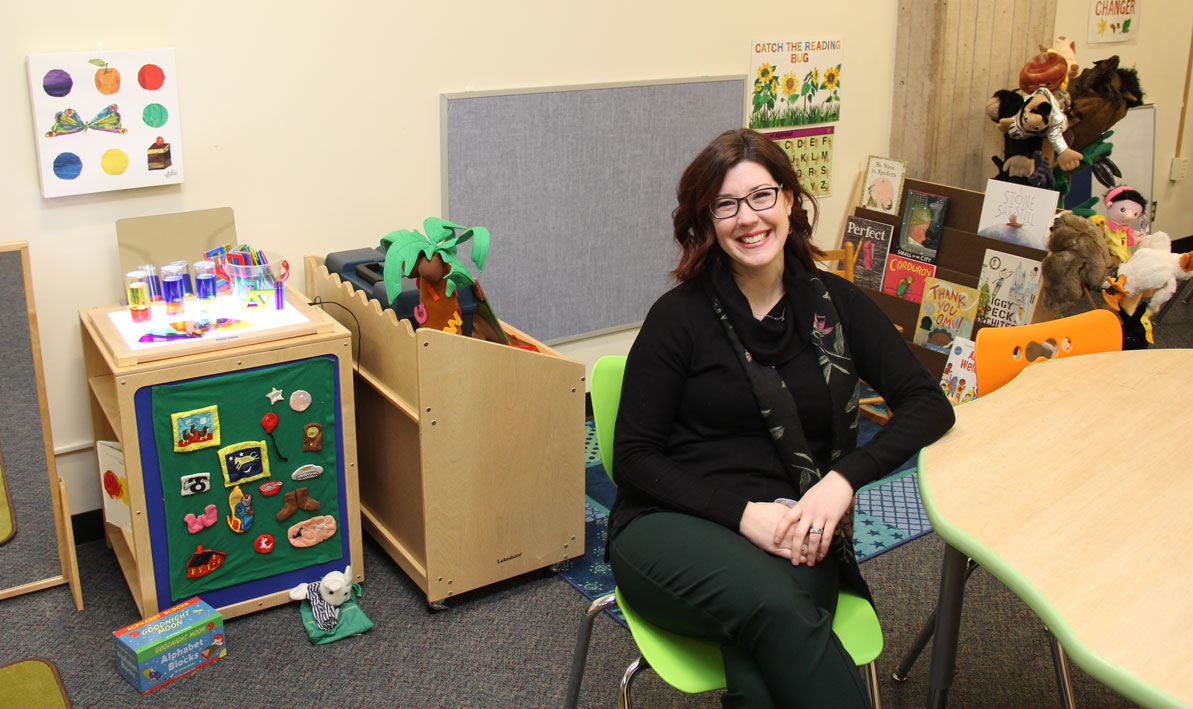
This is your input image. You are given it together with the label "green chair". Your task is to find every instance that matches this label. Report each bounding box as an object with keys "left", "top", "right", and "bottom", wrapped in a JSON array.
[{"left": 563, "top": 355, "right": 884, "bottom": 708}]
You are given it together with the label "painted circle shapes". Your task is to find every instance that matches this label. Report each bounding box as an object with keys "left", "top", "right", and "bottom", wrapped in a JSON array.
[
  {"left": 143, "top": 103, "right": 168, "bottom": 128},
  {"left": 138, "top": 63, "right": 165, "bottom": 90},
  {"left": 101, "top": 149, "right": 129, "bottom": 175},
  {"left": 52, "top": 152, "right": 82, "bottom": 180},
  {"left": 42, "top": 69, "right": 73, "bottom": 97}
]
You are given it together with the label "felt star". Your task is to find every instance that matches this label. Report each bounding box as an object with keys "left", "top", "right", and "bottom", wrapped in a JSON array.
[{"left": 267, "top": 387, "right": 284, "bottom": 405}]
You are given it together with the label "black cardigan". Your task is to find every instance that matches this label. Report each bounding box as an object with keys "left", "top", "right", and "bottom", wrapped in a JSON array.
[{"left": 608, "top": 268, "right": 955, "bottom": 541}]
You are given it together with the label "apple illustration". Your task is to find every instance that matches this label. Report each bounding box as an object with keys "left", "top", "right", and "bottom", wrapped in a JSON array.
[{"left": 89, "top": 58, "right": 120, "bottom": 95}]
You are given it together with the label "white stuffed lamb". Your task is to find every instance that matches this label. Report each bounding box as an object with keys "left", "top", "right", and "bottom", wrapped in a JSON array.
[{"left": 290, "top": 565, "right": 353, "bottom": 631}]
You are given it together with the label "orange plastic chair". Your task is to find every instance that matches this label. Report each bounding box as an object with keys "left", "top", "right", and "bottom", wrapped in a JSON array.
[{"left": 974, "top": 309, "right": 1122, "bottom": 395}]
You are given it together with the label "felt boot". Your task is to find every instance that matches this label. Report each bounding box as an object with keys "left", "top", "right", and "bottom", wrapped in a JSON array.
[
  {"left": 295, "top": 487, "right": 321, "bottom": 512},
  {"left": 276, "top": 490, "right": 299, "bottom": 522}
]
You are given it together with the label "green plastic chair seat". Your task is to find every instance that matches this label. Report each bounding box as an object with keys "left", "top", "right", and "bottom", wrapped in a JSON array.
[{"left": 570, "top": 355, "right": 884, "bottom": 707}]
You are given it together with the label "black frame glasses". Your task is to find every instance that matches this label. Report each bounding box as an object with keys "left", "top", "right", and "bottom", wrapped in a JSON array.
[{"left": 708, "top": 186, "right": 782, "bottom": 220}]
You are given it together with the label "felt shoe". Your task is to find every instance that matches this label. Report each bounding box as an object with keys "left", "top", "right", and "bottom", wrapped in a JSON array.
[
  {"left": 276, "top": 491, "right": 299, "bottom": 522},
  {"left": 295, "top": 487, "right": 321, "bottom": 512}
]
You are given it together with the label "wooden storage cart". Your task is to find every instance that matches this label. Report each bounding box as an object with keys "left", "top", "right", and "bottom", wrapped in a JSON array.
[
  {"left": 80, "top": 290, "right": 363, "bottom": 619},
  {"left": 305, "top": 256, "right": 585, "bottom": 606}
]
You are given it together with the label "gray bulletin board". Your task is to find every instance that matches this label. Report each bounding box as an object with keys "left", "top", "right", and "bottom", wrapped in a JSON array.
[{"left": 443, "top": 77, "right": 745, "bottom": 342}]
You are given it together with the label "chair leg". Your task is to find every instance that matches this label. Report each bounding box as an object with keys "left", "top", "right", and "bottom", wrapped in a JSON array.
[
  {"left": 563, "top": 593, "right": 618, "bottom": 709},
  {"left": 892, "top": 558, "right": 981, "bottom": 681},
  {"left": 1046, "top": 632, "right": 1077, "bottom": 709},
  {"left": 864, "top": 661, "right": 882, "bottom": 708},
  {"left": 618, "top": 657, "right": 649, "bottom": 709}
]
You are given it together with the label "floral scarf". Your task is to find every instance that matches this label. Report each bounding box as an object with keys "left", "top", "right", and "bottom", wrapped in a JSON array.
[{"left": 710, "top": 266, "right": 861, "bottom": 562}]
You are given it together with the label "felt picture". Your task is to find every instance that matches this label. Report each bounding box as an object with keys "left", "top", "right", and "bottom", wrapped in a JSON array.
[
  {"left": 217, "top": 440, "right": 270, "bottom": 487},
  {"left": 170, "top": 405, "right": 219, "bottom": 452}
]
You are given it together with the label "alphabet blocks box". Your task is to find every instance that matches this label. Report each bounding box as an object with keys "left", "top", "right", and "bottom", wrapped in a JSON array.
[{"left": 113, "top": 597, "right": 226, "bottom": 694}]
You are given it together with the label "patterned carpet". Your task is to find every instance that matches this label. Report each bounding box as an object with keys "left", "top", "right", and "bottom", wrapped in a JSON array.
[{"left": 556, "top": 418, "right": 932, "bottom": 625}]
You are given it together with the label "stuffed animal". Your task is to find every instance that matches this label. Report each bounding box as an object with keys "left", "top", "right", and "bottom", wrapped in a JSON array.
[
  {"left": 1093, "top": 186, "right": 1148, "bottom": 263},
  {"left": 1105, "top": 232, "right": 1193, "bottom": 313},
  {"left": 290, "top": 565, "right": 353, "bottom": 631},
  {"left": 1039, "top": 212, "right": 1116, "bottom": 313}
]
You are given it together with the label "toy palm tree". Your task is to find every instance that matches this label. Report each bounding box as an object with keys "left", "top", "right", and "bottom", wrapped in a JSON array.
[{"left": 379, "top": 217, "right": 508, "bottom": 343}]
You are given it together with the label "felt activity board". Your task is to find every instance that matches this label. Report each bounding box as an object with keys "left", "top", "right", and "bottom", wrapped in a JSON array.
[
  {"left": 136, "top": 355, "right": 349, "bottom": 609},
  {"left": 26, "top": 48, "right": 183, "bottom": 198}
]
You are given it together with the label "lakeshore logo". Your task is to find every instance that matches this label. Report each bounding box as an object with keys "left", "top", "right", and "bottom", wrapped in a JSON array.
[{"left": 497, "top": 552, "right": 522, "bottom": 564}]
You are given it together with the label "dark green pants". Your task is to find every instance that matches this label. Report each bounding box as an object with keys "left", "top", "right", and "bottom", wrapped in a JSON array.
[{"left": 609, "top": 512, "right": 870, "bottom": 709}]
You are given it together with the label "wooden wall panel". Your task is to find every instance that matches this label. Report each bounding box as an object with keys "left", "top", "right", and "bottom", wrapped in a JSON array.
[{"left": 891, "top": 0, "right": 1057, "bottom": 191}]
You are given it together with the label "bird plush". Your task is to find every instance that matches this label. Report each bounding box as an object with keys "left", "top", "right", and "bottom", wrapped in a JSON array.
[{"left": 1105, "top": 232, "right": 1193, "bottom": 314}]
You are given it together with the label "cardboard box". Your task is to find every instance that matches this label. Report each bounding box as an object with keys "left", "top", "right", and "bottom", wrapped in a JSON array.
[{"left": 113, "top": 597, "right": 226, "bottom": 693}]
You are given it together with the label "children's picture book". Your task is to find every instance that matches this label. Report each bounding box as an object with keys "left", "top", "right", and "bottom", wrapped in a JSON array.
[
  {"left": 938, "top": 337, "right": 978, "bottom": 405},
  {"left": 860, "top": 155, "right": 907, "bottom": 214},
  {"left": 881, "top": 253, "right": 937, "bottom": 304},
  {"left": 912, "top": 278, "right": 981, "bottom": 353},
  {"left": 975, "top": 179, "right": 1058, "bottom": 250},
  {"left": 896, "top": 190, "right": 948, "bottom": 263},
  {"left": 841, "top": 216, "right": 894, "bottom": 290},
  {"left": 976, "top": 248, "right": 1043, "bottom": 327}
]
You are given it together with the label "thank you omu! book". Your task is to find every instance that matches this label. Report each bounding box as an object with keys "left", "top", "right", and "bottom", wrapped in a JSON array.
[
  {"left": 912, "top": 278, "right": 980, "bottom": 353},
  {"left": 841, "top": 216, "right": 893, "bottom": 290}
]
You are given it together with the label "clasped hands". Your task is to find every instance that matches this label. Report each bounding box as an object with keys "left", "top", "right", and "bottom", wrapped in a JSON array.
[{"left": 738, "top": 471, "right": 854, "bottom": 567}]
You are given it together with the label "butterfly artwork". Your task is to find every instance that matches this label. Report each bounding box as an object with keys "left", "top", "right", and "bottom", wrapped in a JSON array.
[{"left": 44, "top": 104, "right": 128, "bottom": 137}]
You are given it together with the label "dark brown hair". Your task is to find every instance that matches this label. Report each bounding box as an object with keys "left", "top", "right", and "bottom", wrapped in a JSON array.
[{"left": 671, "top": 128, "right": 820, "bottom": 282}]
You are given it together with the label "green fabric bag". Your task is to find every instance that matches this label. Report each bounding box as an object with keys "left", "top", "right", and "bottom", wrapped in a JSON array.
[{"left": 299, "top": 585, "right": 373, "bottom": 645}]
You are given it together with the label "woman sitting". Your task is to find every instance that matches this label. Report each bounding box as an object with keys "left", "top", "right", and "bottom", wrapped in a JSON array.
[{"left": 608, "top": 128, "right": 955, "bottom": 708}]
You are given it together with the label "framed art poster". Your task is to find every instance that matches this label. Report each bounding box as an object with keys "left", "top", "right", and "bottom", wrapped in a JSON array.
[
  {"left": 26, "top": 48, "right": 183, "bottom": 198},
  {"left": 747, "top": 39, "right": 843, "bottom": 130}
]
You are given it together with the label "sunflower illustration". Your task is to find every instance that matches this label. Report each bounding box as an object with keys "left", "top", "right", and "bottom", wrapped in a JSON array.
[
  {"left": 823, "top": 65, "right": 840, "bottom": 90},
  {"left": 780, "top": 72, "right": 799, "bottom": 98},
  {"left": 757, "top": 63, "right": 776, "bottom": 83},
  {"left": 809, "top": 67, "right": 820, "bottom": 87}
]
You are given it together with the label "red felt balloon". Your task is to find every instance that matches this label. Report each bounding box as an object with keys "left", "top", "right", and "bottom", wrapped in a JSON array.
[{"left": 261, "top": 412, "right": 278, "bottom": 433}]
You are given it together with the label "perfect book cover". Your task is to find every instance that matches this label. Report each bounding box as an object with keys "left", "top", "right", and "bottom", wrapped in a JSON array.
[{"left": 841, "top": 216, "right": 894, "bottom": 291}]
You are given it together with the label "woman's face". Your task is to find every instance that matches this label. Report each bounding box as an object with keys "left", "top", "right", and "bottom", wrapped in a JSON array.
[
  {"left": 1108, "top": 199, "right": 1143, "bottom": 225},
  {"left": 712, "top": 161, "right": 793, "bottom": 276}
]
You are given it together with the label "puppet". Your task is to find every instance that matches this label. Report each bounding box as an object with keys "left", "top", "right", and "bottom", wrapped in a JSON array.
[
  {"left": 1091, "top": 186, "right": 1147, "bottom": 263},
  {"left": 1103, "top": 232, "right": 1193, "bottom": 346},
  {"left": 1038, "top": 212, "right": 1116, "bottom": 313}
]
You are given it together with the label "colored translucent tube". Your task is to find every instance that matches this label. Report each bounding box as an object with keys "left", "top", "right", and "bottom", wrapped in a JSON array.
[
  {"left": 168, "top": 260, "right": 194, "bottom": 296},
  {"left": 125, "top": 270, "right": 151, "bottom": 323},
  {"left": 162, "top": 264, "right": 185, "bottom": 317},
  {"left": 137, "top": 264, "right": 163, "bottom": 301},
  {"left": 194, "top": 260, "right": 217, "bottom": 313}
]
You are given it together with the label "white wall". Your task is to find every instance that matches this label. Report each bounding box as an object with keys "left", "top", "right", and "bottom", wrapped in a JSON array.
[
  {"left": 1054, "top": 0, "right": 1193, "bottom": 234},
  {"left": 1, "top": 1, "right": 900, "bottom": 514}
]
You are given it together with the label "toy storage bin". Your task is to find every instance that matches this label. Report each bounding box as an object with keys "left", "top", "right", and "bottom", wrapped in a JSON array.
[{"left": 304, "top": 255, "right": 585, "bottom": 605}]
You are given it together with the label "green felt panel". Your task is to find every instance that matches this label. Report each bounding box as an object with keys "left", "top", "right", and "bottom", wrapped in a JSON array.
[
  {"left": 0, "top": 658, "right": 69, "bottom": 708},
  {"left": 151, "top": 357, "right": 341, "bottom": 601}
]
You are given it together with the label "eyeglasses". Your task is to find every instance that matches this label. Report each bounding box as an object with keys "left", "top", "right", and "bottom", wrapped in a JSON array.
[{"left": 708, "top": 186, "right": 783, "bottom": 219}]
